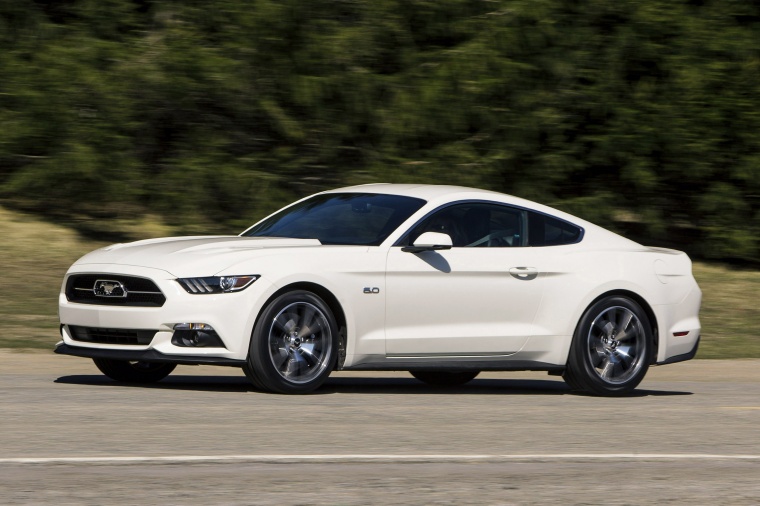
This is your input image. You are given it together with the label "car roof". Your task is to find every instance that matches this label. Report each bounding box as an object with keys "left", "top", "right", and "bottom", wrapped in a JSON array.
[
  {"left": 326, "top": 183, "right": 509, "bottom": 201},
  {"left": 325, "top": 183, "right": 566, "bottom": 216}
]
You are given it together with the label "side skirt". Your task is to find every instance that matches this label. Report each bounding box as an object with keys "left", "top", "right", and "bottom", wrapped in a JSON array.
[{"left": 344, "top": 356, "right": 564, "bottom": 373}]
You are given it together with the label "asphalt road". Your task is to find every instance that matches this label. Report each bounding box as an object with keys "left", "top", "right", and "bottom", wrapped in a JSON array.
[{"left": 1, "top": 352, "right": 758, "bottom": 505}]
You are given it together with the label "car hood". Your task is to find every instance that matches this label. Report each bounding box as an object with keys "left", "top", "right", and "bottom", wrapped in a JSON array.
[{"left": 72, "top": 236, "right": 322, "bottom": 277}]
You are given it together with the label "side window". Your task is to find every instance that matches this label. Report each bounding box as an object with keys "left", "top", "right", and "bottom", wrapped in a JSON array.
[
  {"left": 405, "top": 203, "right": 525, "bottom": 248},
  {"left": 527, "top": 211, "right": 582, "bottom": 246}
]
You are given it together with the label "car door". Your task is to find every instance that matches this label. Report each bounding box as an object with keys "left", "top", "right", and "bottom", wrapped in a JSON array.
[{"left": 384, "top": 202, "right": 546, "bottom": 357}]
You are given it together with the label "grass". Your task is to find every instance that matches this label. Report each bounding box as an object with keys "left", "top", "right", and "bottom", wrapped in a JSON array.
[
  {"left": 0, "top": 206, "right": 108, "bottom": 350},
  {"left": 691, "top": 262, "right": 760, "bottom": 359},
  {"left": 0, "top": 205, "right": 757, "bottom": 358}
]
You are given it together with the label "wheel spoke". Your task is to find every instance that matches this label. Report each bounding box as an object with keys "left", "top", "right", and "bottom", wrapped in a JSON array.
[
  {"left": 614, "top": 345, "right": 634, "bottom": 367},
  {"left": 593, "top": 318, "right": 613, "bottom": 334},
  {"left": 590, "top": 348, "right": 605, "bottom": 367},
  {"left": 273, "top": 315, "right": 297, "bottom": 334},
  {"left": 282, "top": 356, "right": 298, "bottom": 378},
  {"left": 605, "top": 307, "right": 619, "bottom": 326},
  {"left": 617, "top": 310, "right": 634, "bottom": 334},
  {"left": 299, "top": 304, "right": 315, "bottom": 330},
  {"left": 272, "top": 346, "right": 290, "bottom": 371},
  {"left": 304, "top": 319, "right": 324, "bottom": 340},
  {"left": 297, "top": 345, "right": 320, "bottom": 367},
  {"left": 599, "top": 357, "right": 615, "bottom": 380},
  {"left": 615, "top": 328, "right": 631, "bottom": 342},
  {"left": 299, "top": 318, "right": 321, "bottom": 340},
  {"left": 591, "top": 335, "right": 607, "bottom": 359}
]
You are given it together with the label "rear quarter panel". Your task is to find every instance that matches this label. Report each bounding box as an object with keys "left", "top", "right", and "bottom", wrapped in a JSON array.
[{"left": 519, "top": 241, "right": 700, "bottom": 365}]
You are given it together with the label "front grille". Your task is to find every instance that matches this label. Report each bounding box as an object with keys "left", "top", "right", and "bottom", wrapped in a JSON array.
[
  {"left": 68, "top": 325, "right": 157, "bottom": 345},
  {"left": 66, "top": 274, "right": 166, "bottom": 307}
]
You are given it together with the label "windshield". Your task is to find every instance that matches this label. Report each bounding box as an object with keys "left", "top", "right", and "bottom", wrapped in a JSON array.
[{"left": 242, "top": 193, "right": 427, "bottom": 246}]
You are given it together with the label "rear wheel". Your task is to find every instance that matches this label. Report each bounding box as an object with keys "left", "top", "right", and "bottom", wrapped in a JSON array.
[
  {"left": 563, "top": 296, "right": 652, "bottom": 396},
  {"left": 244, "top": 290, "right": 338, "bottom": 394},
  {"left": 93, "top": 358, "right": 176, "bottom": 383},
  {"left": 410, "top": 370, "right": 480, "bottom": 386}
]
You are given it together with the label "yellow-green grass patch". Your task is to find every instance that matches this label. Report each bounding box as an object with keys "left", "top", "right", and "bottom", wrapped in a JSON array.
[
  {"left": 692, "top": 263, "right": 760, "bottom": 359},
  {"left": 0, "top": 206, "right": 108, "bottom": 350}
]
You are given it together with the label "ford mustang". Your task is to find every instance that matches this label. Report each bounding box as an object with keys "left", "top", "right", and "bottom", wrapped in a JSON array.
[{"left": 56, "top": 184, "right": 701, "bottom": 395}]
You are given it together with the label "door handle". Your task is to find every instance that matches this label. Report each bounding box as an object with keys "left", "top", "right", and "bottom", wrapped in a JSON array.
[{"left": 509, "top": 267, "right": 538, "bottom": 281}]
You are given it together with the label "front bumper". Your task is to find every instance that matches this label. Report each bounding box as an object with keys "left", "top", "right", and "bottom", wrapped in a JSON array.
[{"left": 59, "top": 264, "right": 275, "bottom": 361}]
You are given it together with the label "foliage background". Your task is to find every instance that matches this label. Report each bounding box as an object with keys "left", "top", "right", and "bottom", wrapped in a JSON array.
[{"left": 1, "top": 0, "right": 759, "bottom": 262}]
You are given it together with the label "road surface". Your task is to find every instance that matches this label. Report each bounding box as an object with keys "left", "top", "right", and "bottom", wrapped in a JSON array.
[{"left": 1, "top": 352, "right": 758, "bottom": 504}]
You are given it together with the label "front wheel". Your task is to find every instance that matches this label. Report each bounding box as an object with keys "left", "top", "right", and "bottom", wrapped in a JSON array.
[
  {"left": 244, "top": 290, "right": 338, "bottom": 394},
  {"left": 410, "top": 370, "right": 480, "bottom": 386},
  {"left": 563, "top": 296, "right": 653, "bottom": 396},
  {"left": 93, "top": 358, "right": 176, "bottom": 383}
]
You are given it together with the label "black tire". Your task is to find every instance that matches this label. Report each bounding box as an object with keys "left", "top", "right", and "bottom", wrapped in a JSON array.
[
  {"left": 244, "top": 290, "right": 338, "bottom": 394},
  {"left": 563, "top": 296, "right": 653, "bottom": 396},
  {"left": 93, "top": 358, "right": 176, "bottom": 383},
  {"left": 410, "top": 370, "right": 480, "bottom": 386},
  {"left": 242, "top": 361, "right": 270, "bottom": 392}
]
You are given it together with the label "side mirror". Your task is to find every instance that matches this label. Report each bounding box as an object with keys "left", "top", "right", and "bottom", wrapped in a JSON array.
[{"left": 401, "top": 232, "right": 453, "bottom": 253}]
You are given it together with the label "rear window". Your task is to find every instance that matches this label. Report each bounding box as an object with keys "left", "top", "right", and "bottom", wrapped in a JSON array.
[{"left": 527, "top": 212, "right": 583, "bottom": 246}]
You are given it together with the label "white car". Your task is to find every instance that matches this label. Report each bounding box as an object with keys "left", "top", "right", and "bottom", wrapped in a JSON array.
[{"left": 56, "top": 184, "right": 701, "bottom": 395}]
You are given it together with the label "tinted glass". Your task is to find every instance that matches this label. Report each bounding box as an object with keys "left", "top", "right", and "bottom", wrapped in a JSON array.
[
  {"left": 527, "top": 212, "right": 582, "bottom": 246},
  {"left": 402, "top": 203, "right": 525, "bottom": 247},
  {"left": 243, "top": 193, "right": 426, "bottom": 246}
]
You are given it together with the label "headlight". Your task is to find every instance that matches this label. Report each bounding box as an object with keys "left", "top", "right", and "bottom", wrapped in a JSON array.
[{"left": 177, "top": 275, "right": 259, "bottom": 294}]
